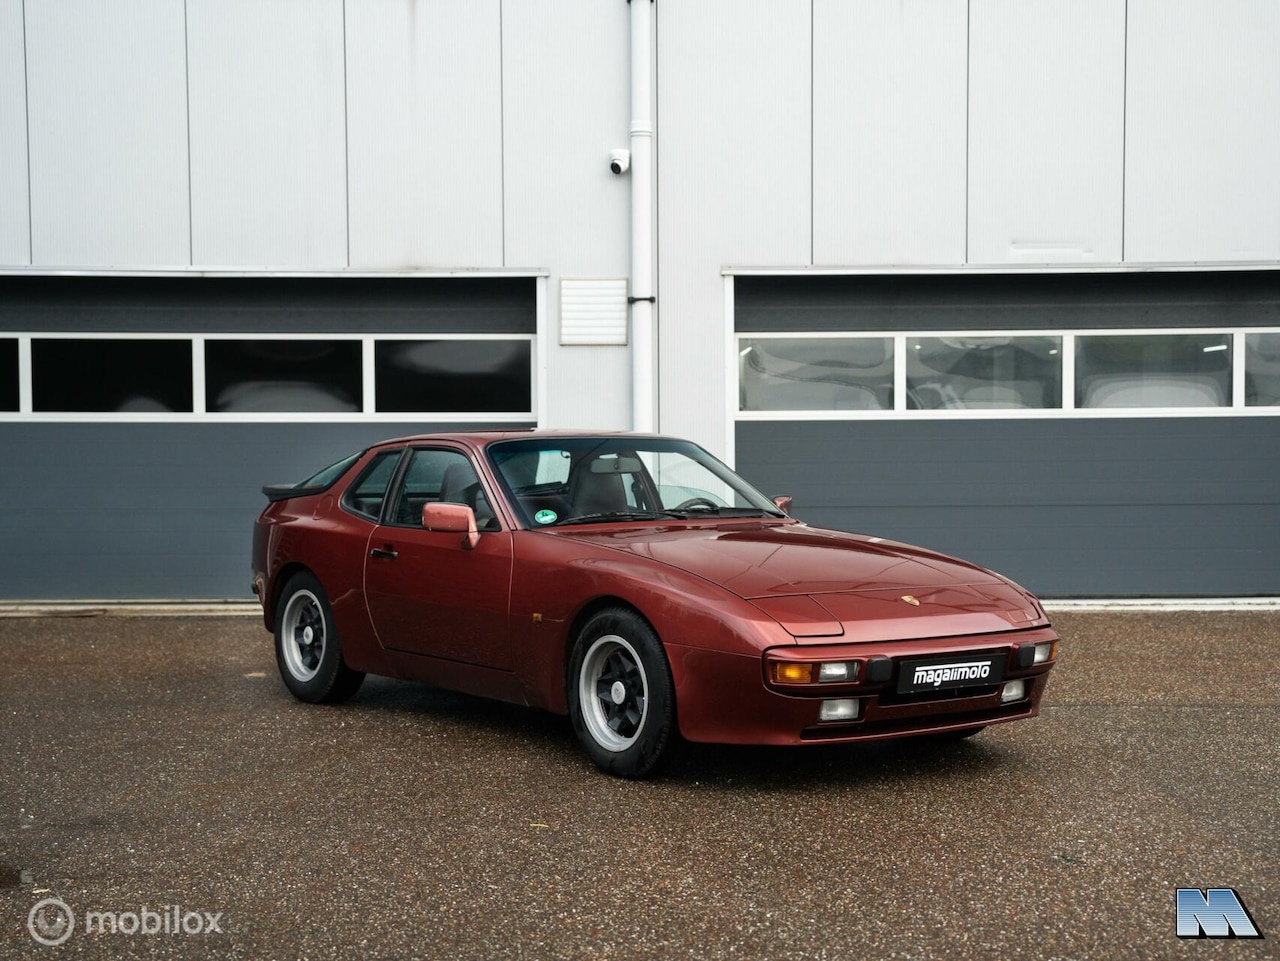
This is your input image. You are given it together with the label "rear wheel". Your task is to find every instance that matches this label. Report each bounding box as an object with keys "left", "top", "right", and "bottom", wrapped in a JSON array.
[
  {"left": 275, "top": 572, "right": 365, "bottom": 704},
  {"left": 568, "top": 607, "right": 679, "bottom": 778}
]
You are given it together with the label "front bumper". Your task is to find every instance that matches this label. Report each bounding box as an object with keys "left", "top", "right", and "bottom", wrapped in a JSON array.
[{"left": 667, "top": 627, "right": 1058, "bottom": 746}]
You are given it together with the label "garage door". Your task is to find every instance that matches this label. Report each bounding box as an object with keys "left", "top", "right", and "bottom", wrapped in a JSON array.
[
  {"left": 0, "top": 275, "right": 537, "bottom": 599},
  {"left": 732, "top": 272, "right": 1280, "bottom": 597}
]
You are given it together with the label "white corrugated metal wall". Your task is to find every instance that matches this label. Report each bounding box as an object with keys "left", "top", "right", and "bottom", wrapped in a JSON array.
[
  {"left": 0, "top": 0, "right": 635, "bottom": 431},
  {"left": 657, "top": 0, "right": 1280, "bottom": 455},
  {"left": 2, "top": 0, "right": 1279, "bottom": 454}
]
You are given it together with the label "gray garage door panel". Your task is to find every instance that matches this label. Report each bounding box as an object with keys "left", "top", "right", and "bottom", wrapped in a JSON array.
[
  {"left": 735, "top": 272, "right": 1280, "bottom": 332},
  {"left": 0, "top": 276, "right": 536, "bottom": 600},
  {"left": 0, "top": 423, "right": 532, "bottom": 600},
  {"left": 0, "top": 275, "right": 536, "bottom": 333},
  {"left": 736, "top": 418, "right": 1280, "bottom": 597}
]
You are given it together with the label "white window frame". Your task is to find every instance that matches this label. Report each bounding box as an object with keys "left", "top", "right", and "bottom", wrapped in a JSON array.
[
  {"left": 0, "top": 331, "right": 538, "bottom": 423},
  {"left": 735, "top": 327, "right": 1280, "bottom": 420}
]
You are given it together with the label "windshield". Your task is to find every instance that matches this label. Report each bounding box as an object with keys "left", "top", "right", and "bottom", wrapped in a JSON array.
[{"left": 488, "top": 437, "right": 785, "bottom": 528}]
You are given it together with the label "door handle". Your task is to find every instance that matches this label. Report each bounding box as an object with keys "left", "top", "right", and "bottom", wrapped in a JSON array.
[{"left": 370, "top": 546, "right": 399, "bottom": 560}]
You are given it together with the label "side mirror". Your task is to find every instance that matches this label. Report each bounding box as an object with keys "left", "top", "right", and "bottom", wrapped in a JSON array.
[
  {"left": 423, "top": 502, "right": 481, "bottom": 551},
  {"left": 771, "top": 495, "right": 793, "bottom": 514}
]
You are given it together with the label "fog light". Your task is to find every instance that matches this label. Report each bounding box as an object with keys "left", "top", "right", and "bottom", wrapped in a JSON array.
[
  {"left": 1033, "top": 642, "right": 1057, "bottom": 664},
  {"left": 1000, "top": 680, "right": 1026, "bottom": 703},
  {"left": 771, "top": 662, "right": 813, "bottom": 685},
  {"left": 818, "top": 698, "right": 860, "bottom": 722},
  {"left": 819, "top": 661, "right": 857, "bottom": 683}
]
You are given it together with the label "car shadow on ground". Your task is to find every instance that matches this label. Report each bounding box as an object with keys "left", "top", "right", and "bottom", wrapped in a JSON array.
[
  {"left": 669, "top": 734, "right": 1022, "bottom": 791},
  {"left": 323, "top": 675, "right": 1024, "bottom": 790}
]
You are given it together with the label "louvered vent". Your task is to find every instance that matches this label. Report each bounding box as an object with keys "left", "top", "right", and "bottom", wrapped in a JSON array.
[{"left": 560, "top": 279, "right": 628, "bottom": 345}]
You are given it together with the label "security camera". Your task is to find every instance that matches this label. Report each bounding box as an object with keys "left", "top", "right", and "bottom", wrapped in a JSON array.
[{"left": 609, "top": 149, "right": 631, "bottom": 175}]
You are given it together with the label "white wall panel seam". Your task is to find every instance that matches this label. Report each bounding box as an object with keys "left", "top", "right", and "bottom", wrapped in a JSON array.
[
  {"left": 965, "top": 0, "right": 971, "bottom": 265},
  {"left": 809, "top": 0, "right": 814, "bottom": 267},
  {"left": 1121, "top": 0, "right": 1128, "bottom": 262},
  {"left": 22, "top": 0, "right": 32, "bottom": 261},
  {"left": 499, "top": 0, "right": 507, "bottom": 268},
  {"left": 183, "top": 0, "right": 193, "bottom": 266},
  {"left": 342, "top": 0, "right": 351, "bottom": 269}
]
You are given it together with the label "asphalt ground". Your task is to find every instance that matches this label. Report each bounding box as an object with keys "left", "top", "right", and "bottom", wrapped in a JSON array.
[{"left": 1, "top": 611, "right": 1276, "bottom": 961}]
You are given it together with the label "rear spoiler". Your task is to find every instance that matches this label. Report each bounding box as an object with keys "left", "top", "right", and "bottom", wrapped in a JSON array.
[{"left": 262, "top": 483, "right": 321, "bottom": 503}]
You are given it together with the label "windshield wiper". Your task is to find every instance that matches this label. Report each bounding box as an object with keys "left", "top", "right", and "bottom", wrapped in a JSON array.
[
  {"left": 556, "top": 509, "right": 682, "bottom": 527},
  {"left": 664, "top": 506, "right": 785, "bottom": 519}
]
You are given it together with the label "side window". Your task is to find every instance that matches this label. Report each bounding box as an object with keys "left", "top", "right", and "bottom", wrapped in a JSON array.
[
  {"left": 388, "top": 448, "right": 500, "bottom": 531},
  {"left": 341, "top": 449, "right": 404, "bottom": 521}
]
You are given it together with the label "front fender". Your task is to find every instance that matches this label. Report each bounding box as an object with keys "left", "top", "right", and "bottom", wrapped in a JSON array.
[{"left": 508, "top": 532, "right": 792, "bottom": 715}]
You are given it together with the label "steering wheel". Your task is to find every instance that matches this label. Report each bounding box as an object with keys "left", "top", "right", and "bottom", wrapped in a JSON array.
[{"left": 673, "top": 497, "right": 719, "bottom": 511}]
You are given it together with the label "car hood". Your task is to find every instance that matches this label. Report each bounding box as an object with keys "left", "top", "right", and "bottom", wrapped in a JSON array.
[{"left": 555, "top": 522, "right": 1045, "bottom": 641}]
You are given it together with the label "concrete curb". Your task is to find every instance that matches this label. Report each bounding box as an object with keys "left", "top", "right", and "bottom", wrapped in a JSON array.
[
  {"left": 0, "top": 601, "right": 262, "bottom": 618},
  {"left": 1043, "top": 598, "right": 1280, "bottom": 612},
  {"left": 2, "top": 598, "right": 1277, "bottom": 618}
]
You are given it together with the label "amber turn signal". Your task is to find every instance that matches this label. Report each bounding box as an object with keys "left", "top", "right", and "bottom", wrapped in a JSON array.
[{"left": 770, "top": 662, "right": 814, "bottom": 684}]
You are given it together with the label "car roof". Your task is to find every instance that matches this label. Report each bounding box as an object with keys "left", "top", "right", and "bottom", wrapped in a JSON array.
[{"left": 371, "top": 429, "right": 677, "bottom": 450}]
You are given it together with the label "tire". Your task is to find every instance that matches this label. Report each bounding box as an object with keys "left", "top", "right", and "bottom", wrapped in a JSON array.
[
  {"left": 568, "top": 607, "right": 680, "bottom": 779},
  {"left": 274, "top": 572, "right": 365, "bottom": 704}
]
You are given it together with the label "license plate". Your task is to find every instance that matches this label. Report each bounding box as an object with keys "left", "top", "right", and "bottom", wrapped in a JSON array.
[{"left": 897, "top": 654, "right": 1005, "bottom": 694}]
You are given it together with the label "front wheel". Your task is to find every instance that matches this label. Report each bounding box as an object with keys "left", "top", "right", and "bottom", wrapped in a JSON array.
[
  {"left": 274, "top": 572, "right": 365, "bottom": 704},
  {"left": 568, "top": 607, "right": 679, "bottom": 778}
]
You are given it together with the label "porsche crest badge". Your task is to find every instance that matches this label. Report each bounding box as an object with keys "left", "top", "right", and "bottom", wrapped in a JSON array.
[{"left": 901, "top": 595, "right": 921, "bottom": 607}]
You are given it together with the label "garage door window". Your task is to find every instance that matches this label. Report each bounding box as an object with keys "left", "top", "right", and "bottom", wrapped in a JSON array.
[
  {"left": 736, "top": 329, "right": 1277, "bottom": 418},
  {"left": 1246, "top": 333, "right": 1280, "bottom": 406},
  {"left": 907, "top": 336, "right": 1061, "bottom": 410},
  {"left": 739, "top": 338, "right": 893, "bottom": 411},
  {"left": 0, "top": 339, "right": 15, "bottom": 411},
  {"left": 0, "top": 334, "right": 536, "bottom": 420},
  {"left": 32, "top": 339, "right": 193, "bottom": 412},
  {"left": 206, "top": 340, "right": 364, "bottom": 413},
  {"left": 1076, "top": 334, "right": 1231, "bottom": 408},
  {"left": 375, "top": 340, "right": 532, "bottom": 414}
]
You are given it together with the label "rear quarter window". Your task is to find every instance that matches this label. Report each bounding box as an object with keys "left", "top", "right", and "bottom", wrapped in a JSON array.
[{"left": 341, "top": 450, "right": 404, "bottom": 521}]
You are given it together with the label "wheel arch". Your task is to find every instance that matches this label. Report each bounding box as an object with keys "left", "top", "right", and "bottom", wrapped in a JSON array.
[
  {"left": 562, "top": 595, "right": 661, "bottom": 698},
  {"left": 267, "top": 561, "right": 315, "bottom": 627}
]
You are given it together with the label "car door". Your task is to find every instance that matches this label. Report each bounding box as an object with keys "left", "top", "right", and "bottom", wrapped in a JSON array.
[{"left": 363, "top": 446, "right": 514, "bottom": 670}]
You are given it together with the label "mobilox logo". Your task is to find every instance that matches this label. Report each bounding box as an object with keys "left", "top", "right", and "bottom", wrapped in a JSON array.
[
  {"left": 27, "top": 898, "right": 74, "bottom": 947},
  {"left": 27, "top": 896, "right": 224, "bottom": 945}
]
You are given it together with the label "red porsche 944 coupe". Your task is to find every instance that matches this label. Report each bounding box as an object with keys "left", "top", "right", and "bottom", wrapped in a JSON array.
[{"left": 252, "top": 431, "right": 1058, "bottom": 778}]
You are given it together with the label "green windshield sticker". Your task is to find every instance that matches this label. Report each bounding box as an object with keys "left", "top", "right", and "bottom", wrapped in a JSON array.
[{"left": 534, "top": 509, "right": 558, "bottom": 525}]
